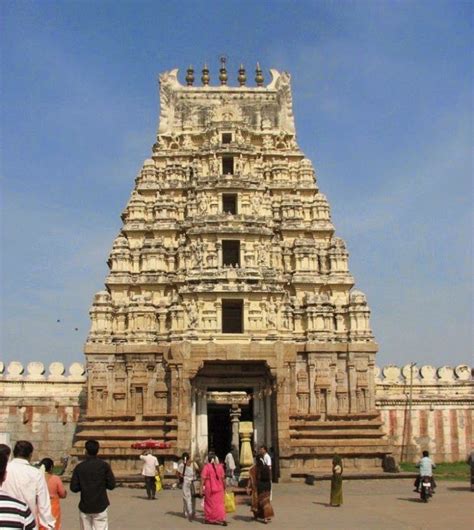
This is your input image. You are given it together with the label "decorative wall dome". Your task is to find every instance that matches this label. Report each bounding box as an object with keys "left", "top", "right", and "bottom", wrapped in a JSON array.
[
  {"left": 93, "top": 291, "right": 112, "bottom": 304},
  {"left": 112, "top": 234, "right": 129, "bottom": 249},
  {"left": 332, "top": 237, "right": 347, "bottom": 250},
  {"left": 350, "top": 289, "right": 367, "bottom": 303}
]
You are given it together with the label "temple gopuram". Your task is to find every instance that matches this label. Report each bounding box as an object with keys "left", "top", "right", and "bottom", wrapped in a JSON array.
[{"left": 73, "top": 60, "right": 392, "bottom": 479}]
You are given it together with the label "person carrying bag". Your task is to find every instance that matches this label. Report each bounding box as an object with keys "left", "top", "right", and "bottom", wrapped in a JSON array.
[{"left": 224, "top": 490, "right": 236, "bottom": 513}]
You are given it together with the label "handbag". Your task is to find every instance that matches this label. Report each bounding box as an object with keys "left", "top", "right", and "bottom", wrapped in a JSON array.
[
  {"left": 191, "top": 479, "right": 202, "bottom": 497},
  {"left": 155, "top": 474, "right": 163, "bottom": 492},
  {"left": 224, "top": 490, "right": 236, "bottom": 513}
]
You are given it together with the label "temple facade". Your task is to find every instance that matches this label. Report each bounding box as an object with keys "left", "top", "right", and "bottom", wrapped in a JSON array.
[{"left": 74, "top": 62, "right": 391, "bottom": 478}]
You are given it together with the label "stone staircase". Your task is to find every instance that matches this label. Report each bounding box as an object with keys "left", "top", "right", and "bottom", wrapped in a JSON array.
[
  {"left": 70, "top": 414, "right": 178, "bottom": 472},
  {"left": 283, "top": 412, "right": 392, "bottom": 477}
]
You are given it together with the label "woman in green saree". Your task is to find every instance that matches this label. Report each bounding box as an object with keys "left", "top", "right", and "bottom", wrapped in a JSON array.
[{"left": 330, "top": 455, "right": 343, "bottom": 506}]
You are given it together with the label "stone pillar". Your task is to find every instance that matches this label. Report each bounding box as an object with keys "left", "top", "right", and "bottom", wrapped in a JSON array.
[
  {"left": 308, "top": 361, "right": 316, "bottom": 413},
  {"left": 230, "top": 404, "right": 241, "bottom": 463},
  {"left": 289, "top": 361, "right": 297, "bottom": 413},
  {"left": 347, "top": 355, "right": 357, "bottom": 414},
  {"left": 106, "top": 363, "right": 115, "bottom": 416},
  {"left": 197, "top": 391, "right": 208, "bottom": 459},
  {"left": 239, "top": 421, "right": 254, "bottom": 480},
  {"left": 367, "top": 358, "right": 376, "bottom": 411},
  {"left": 264, "top": 393, "right": 273, "bottom": 447}
]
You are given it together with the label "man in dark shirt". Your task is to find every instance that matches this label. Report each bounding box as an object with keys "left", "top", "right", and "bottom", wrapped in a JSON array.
[{"left": 70, "top": 439, "right": 116, "bottom": 530}]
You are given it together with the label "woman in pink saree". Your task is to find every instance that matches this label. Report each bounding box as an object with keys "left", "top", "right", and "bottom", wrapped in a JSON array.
[{"left": 201, "top": 452, "right": 227, "bottom": 526}]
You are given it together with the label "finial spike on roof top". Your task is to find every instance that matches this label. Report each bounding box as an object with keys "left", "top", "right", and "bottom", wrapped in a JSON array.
[
  {"left": 201, "top": 64, "right": 210, "bottom": 86},
  {"left": 238, "top": 64, "right": 247, "bottom": 86},
  {"left": 255, "top": 62, "right": 264, "bottom": 87},
  {"left": 219, "top": 55, "right": 228, "bottom": 86},
  {"left": 185, "top": 65, "right": 195, "bottom": 86}
]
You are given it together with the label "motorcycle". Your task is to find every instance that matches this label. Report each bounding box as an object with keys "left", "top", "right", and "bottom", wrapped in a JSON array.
[{"left": 419, "top": 475, "right": 433, "bottom": 502}]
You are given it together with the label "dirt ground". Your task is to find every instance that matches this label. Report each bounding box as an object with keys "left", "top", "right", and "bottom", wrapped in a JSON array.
[{"left": 60, "top": 478, "right": 472, "bottom": 530}]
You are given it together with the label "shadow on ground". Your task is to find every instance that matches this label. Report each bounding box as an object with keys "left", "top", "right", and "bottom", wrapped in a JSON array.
[
  {"left": 232, "top": 515, "right": 255, "bottom": 522},
  {"left": 396, "top": 497, "right": 424, "bottom": 503}
]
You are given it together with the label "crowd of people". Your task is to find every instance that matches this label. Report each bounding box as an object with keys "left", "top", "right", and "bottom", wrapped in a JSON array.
[
  {"left": 0, "top": 437, "right": 453, "bottom": 529},
  {"left": 0, "top": 439, "right": 115, "bottom": 530}
]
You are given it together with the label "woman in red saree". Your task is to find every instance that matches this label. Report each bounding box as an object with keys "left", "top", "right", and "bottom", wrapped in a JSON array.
[
  {"left": 38, "top": 458, "right": 67, "bottom": 530},
  {"left": 201, "top": 453, "right": 227, "bottom": 526}
]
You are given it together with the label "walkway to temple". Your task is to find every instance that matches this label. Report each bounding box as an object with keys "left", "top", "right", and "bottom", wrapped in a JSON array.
[{"left": 61, "top": 479, "right": 471, "bottom": 529}]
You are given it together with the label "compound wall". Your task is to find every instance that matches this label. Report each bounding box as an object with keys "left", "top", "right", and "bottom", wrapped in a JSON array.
[{"left": 0, "top": 360, "right": 472, "bottom": 464}]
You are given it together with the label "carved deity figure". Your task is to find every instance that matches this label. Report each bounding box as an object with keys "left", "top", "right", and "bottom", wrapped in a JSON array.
[
  {"left": 199, "top": 193, "right": 209, "bottom": 214},
  {"left": 235, "top": 128, "right": 245, "bottom": 145},
  {"left": 267, "top": 297, "right": 277, "bottom": 328},
  {"left": 186, "top": 299, "right": 199, "bottom": 329},
  {"left": 210, "top": 130, "right": 219, "bottom": 147},
  {"left": 250, "top": 193, "right": 261, "bottom": 215},
  {"left": 210, "top": 155, "right": 219, "bottom": 175}
]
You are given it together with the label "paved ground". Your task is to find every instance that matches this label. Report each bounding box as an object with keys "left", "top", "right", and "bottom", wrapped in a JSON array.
[{"left": 61, "top": 479, "right": 472, "bottom": 530}]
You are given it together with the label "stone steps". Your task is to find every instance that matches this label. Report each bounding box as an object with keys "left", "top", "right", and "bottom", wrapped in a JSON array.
[
  {"left": 74, "top": 430, "right": 177, "bottom": 440},
  {"left": 289, "top": 429, "right": 386, "bottom": 439},
  {"left": 289, "top": 419, "right": 384, "bottom": 429},
  {"left": 288, "top": 439, "right": 391, "bottom": 449}
]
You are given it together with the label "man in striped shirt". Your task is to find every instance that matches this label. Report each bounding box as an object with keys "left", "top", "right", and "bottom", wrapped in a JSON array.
[{"left": 0, "top": 450, "right": 36, "bottom": 529}]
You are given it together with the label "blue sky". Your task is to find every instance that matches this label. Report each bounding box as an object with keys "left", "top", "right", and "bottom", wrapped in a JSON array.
[{"left": 1, "top": 0, "right": 472, "bottom": 368}]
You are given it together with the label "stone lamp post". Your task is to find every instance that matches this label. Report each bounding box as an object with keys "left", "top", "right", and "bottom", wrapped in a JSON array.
[{"left": 239, "top": 421, "right": 254, "bottom": 481}]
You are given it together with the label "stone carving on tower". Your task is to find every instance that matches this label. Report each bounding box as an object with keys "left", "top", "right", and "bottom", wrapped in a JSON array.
[{"left": 75, "top": 61, "right": 391, "bottom": 477}]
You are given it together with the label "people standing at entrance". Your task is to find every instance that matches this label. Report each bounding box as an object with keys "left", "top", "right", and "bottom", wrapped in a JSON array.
[
  {"left": 224, "top": 447, "right": 236, "bottom": 487},
  {"left": 38, "top": 458, "right": 67, "bottom": 530},
  {"left": 259, "top": 445, "right": 272, "bottom": 470},
  {"left": 70, "top": 439, "right": 116, "bottom": 530},
  {"left": 178, "top": 452, "right": 198, "bottom": 522},
  {"left": 139, "top": 450, "right": 159, "bottom": 500},
  {"left": 259, "top": 445, "right": 272, "bottom": 499},
  {"left": 247, "top": 456, "right": 274, "bottom": 523},
  {"left": 3, "top": 440, "right": 56, "bottom": 529},
  {"left": 329, "top": 454, "right": 343, "bottom": 507},
  {"left": 0, "top": 451, "right": 36, "bottom": 530},
  {"left": 201, "top": 452, "right": 227, "bottom": 526}
]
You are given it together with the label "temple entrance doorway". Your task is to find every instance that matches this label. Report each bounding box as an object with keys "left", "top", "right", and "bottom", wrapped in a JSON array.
[
  {"left": 207, "top": 403, "right": 231, "bottom": 462},
  {"left": 207, "top": 389, "right": 253, "bottom": 462},
  {"left": 191, "top": 361, "right": 276, "bottom": 470}
]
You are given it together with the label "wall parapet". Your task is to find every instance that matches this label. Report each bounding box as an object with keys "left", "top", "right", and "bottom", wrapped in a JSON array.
[
  {"left": 375, "top": 364, "right": 472, "bottom": 385},
  {"left": 0, "top": 361, "right": 86, "bottom": 382},
  {"left": 374, "top": 363, "right": 473, "bottom": 463}
]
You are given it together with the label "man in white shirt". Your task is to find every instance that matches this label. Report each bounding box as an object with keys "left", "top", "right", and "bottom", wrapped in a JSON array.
[
  {"left": 259, "top": 445, "right": 272, "bottom": 469},
  {"left": 259, "top": 445, "right": 273, "bottom": 499},
  {"left": 139, "top": 450, "right": 158, "bottom": 499},
  {"left": 3, "top": 440, "right": 56, "bottom": 529},
  {"left": 224, "top": 446, "right": 237, "bottom": 486}
]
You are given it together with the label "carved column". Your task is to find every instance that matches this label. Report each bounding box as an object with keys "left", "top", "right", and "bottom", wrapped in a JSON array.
[
  {"left": 347, "top": 354, "right": 357, "bottom": 414},
  {"left": 106, "top": 363, "right": 114, "bottom": 415},
  {"left": 230, "top": 405, "right": 241, "bottom": 463},
  {"left": 367, "top": 357, "right": 376, "bottom": 411},
  {"left": 308, "top": 361, "right": 317, "bottom": 414},
  {"left": 288, "top": 361, "right": 297, "bottom": 413}
]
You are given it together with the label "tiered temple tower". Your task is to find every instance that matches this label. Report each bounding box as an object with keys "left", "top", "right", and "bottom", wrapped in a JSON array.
[{"left": 74, "top": 61, "right": 391, "bottom": 478}]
